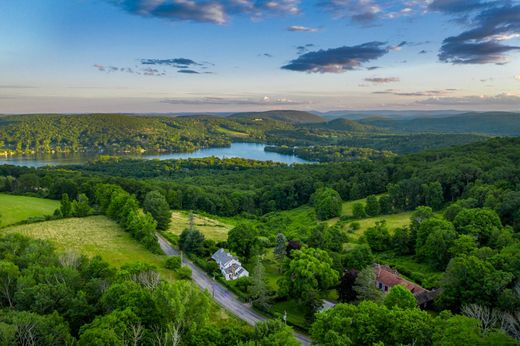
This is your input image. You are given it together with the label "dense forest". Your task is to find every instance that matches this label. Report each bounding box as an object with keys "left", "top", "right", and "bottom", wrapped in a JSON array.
[
  {"left": 0, "top": 113, "right": 490, "bottom": 157},
  {"left": 1, "top": 133, "right": 520, "bottom": 344}
]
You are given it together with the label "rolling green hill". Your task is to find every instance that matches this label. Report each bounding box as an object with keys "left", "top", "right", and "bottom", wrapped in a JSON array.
[
  {"left": 0, "top": 193, "right": 59, "bottom": 226},
  {"left": 229, "top": 110, "right": 326, "bottom": 124},
  {"left": 309, "top": 118, "right": 384, "bottom": 132},
  {"left": 360, "top": 112, "right": 520, "bottom": 135}
]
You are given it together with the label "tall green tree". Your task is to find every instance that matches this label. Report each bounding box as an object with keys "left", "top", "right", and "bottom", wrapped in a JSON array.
[
  {"left": 311, "top": 187, "right": 342, "bottom": 220},
  {"left": 60, "top": 193, "right": 72, "bottom": 217},
  {"left": 274, "top": 233, "right": 287, "bottom": 262},
  {"left": 179, "top": 228, "right": 205, "bottom": 256},
  {"left": 227, "top": 224, "right": 258, "bottom": 259},
  {"left": 352, "top": 203, "right": 367, "bottom": 219},
  {"left": 353, "top": 266, "right": 383, "bottom": 303},
  {"left": 249, "top": 259, "right": 270, "bottom": 310},
  {"left": 384, "top": 285, "right": 416, "bottom": 309},
  {"left": 143, "top": 190, "right": 172, "bottom": 231},
  {"left": 71, "top": 193, "right": 93, "bottom": 217},
  {"left": 423, "top": 181, "right": 444, "bottom": 210},
  {"left": 365, "top": 195, "right": 380, "bottom": 216},
  {"left": 279, "top": 248, "right": 339, "bottom": 300}
]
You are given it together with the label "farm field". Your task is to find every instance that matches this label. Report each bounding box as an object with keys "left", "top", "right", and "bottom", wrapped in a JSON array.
[
  {"left": 2, "top": 215, "right": 175, "bottom": 280},
  {"left": 168, "top": 211, "right": 233, "bottom": 241},
  {"left": 0, "top": 193, "right": 59, "bottom": 226}
]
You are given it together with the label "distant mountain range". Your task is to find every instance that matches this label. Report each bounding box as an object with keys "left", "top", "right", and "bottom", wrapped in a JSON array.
[
  {"left": 313, "top": 110, "right": 468, "bottom": 120},
  {"left": 228, "top": 110, "right": 325, "bottom": 124},
  {"left": 358, "top": 112, "right": 520, "bottom": 136},
  {"left": 229, "top": 110, "right": 520, "bottom": 136}
]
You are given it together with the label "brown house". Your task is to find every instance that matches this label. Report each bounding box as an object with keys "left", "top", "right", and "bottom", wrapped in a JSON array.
[{"left": 374, "top": 264, "right": 437, "bottom": 307}]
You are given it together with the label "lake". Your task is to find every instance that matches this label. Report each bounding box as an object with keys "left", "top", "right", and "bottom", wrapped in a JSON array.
[{"left": 0, "top": 142, "right": 310, "bottom": 167}]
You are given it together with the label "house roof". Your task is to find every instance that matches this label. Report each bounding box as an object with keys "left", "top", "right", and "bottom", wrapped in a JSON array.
[
  {"left": 374, "top": 264, "right": 427, "bottom": 295},
  {"left": 212, "top": 248, "right": 236, "bottom": 266}
]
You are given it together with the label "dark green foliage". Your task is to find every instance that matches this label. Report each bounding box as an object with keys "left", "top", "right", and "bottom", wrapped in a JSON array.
[
  {"left": 279, "top": 248, "right": 339, "bottom": 300},
  {"left": 365, "top": 195, "right": 380, "bottom": 216},
  {"left": 179, "top": 228, "right": 205, "bottom": 256},
  {"left": 311, "top": 187, "right": 342, "bottom": 220},
  {"left": 364, "top": 221, "right": 391, "bottom": 252},
  {"left": 265, "top": 145, "right": 394, "bottom": 162},
  {"left": 338, "top": 270, "right": 358, "bottom": 302},
  {"left": 453, "top": 208, "right": 502, "bottom": 246},
  {"left": 416, "top": 219, "right": 458, "bottom": 270},
  {"left": 143, "top": 190, "right": 172, "bottom": 231},
  {"left": 71, "top": 193, "right": 93, "bottom": 217},
  {"left": 227, "top": 224, "right": 258, "bottom": 258},
  {"left": 378, "top": 195, "right": 392, "bottom": 214},
  {"left": 440, "top": 255, "right": 514, "bottom": 310},
  {"left": 308, "top": 223, "right": 347, "bottom": 252},
  {"left": 384, "top": 285, "right": 417, "bottom": 309},
  {"left": 352, "top": 203, "right": 366, "bottom": 219},
  {"left": 311, "top": 301, "right": 433, "bottom": 346},
  {"left": 343, "top": 244, "right": 374, "bottom": 270},
  {"left": 391, "top": 227, "right": 414, "bottom": 255},
  {"left": 423, "top": 181, "right": 444, "bottom": 210},
  {"left": 164, "top": 256, "right": 181, "bottom": 270},
  {"left": 60, "top": 193, "right": 72, "bottom": 217},
  {"left": 177, "top": 265, "right": 192, "bottom": 280}
]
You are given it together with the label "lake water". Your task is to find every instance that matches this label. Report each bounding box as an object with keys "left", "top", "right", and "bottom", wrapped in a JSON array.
[{"left": 0, "top": 142, "right": 310, "bottom": 167}]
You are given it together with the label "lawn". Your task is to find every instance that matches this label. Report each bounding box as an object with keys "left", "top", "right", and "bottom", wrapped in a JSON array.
[
  {"left": 168, "top": 211, "right": 233, "bottom": 242},
  {"left": 270, "top": 299, "right": 307, "bottom": 330},
  {"left": 0, "top": 193, "right": 59, "bottom": 227},
  {"left": 1, "top": 216, "right": 175, "bottom": 280},
  {"left": 344, "top": 211, "right": 414, "bottom": 239}
]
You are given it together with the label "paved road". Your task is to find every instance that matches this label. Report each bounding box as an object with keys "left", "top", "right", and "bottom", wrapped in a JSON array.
[{"left": 157, "top": 234, "right": 312, "bottom": 346}]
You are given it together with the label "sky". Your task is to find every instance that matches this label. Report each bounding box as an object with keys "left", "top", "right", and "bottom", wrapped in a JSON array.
[{"left": 0, "top": 0, "right": 519, "bottom": 113}]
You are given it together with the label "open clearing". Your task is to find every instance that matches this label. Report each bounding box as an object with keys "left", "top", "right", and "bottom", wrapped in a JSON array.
[
  {"left": 0, "top": 193, "right": 59, "bottom": 227},
  {"left": 168, "top": 211, "right": 233, "bottom": 241},
  {"left": 1, "top": 215, "right": 174, "bottom": 279}
]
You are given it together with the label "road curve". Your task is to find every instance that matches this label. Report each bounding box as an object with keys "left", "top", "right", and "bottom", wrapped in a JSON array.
[{"left": 157, "top": 234, "right": 311, "bottom": 346}]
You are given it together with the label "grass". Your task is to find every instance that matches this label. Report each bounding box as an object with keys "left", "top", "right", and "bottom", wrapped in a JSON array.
[
  {"left": 2, "top": 215, "right": 175, "bottom": 280},
  {"left": 0, "top": 193, "right": 59, "bottom": 227},
  {"left": 341, "top": 212, "right": 414, "bottom": 239},
  {"left": 168, "top": 211, "right": 233, "bottom": 242},
  {"left": 216, "top": 126, "right": 249, "bottom": 138},
  {"left": 270, "top": 299, "right": 307, "bottom": 330}
]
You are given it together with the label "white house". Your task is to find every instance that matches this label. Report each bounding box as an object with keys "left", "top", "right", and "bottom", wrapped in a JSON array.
[{"left": 211, "top": 248, "right": 249, "bottom": 281}]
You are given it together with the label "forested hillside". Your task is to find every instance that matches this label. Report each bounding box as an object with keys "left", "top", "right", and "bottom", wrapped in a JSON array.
[
  {"left": 0, "top": 114, "right": 489, "bottom": 157},
  {"left": 2, "top": 135, "right": 520, "bottom": 344},
  {"left": 360, "top": 112, "right": 520, "bottom": 135},
  {"left": 229, "top": 110, "right": 326, "bottom": 124}
]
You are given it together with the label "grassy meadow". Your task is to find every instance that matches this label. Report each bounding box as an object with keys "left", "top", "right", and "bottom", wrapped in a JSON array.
[
  {"left": 2, "top": 215, "right": 175, "bottom": 280},
  {"left": 168, "top": 211, "right": 233, "bottom": 241},
  {"left": 0, "top": 193, "right": 59, "bottom": 227}
]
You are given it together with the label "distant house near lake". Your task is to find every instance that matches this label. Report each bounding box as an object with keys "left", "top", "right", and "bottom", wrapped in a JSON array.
[
  {"left": 212, "top": 248, "right": 249, "bottom": 281},
  {"left": 374, "top": 264, "right": 438, "bottom": 307}
]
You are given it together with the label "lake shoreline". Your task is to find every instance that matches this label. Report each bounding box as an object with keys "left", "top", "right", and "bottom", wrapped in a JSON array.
[{"left": 0, "top": 142, "right": 311, "bottom": 167}]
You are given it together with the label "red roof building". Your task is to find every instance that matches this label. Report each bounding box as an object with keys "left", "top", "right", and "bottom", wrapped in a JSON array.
[{"left": 374, "top": 264, "right": 437, "bottom": 307}]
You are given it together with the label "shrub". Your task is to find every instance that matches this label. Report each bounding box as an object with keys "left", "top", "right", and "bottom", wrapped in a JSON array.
[{"left": 165, "top": 256, "right": 181, "bottom": 270}]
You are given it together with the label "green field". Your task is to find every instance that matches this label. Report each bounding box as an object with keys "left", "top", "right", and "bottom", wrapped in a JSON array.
[
  {"left": 168, "top": 211, "right": 233, "bottom": 241},
  {"left": 2, "top": 216, "right": 175, "bottom": 280},
  {"left": 0, "top": 193, "right": 59, "bottom": 227},
  {"left": 339, "top": 212, "right": 414, "bottom": 239}
]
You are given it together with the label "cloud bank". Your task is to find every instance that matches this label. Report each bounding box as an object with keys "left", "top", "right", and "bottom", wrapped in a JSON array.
[{"left": 282, "top": 41, "right": 389, "bottom": 73}]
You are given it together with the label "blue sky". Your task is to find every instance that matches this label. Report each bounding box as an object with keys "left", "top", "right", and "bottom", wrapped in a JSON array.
[{"left": 0, "top": 0, "right": 519, "bottom": 113}]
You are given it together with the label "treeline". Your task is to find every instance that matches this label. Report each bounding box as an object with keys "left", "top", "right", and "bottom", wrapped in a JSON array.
[
  {"left": 0, "top": 114, "right": 243, "bottom": 154},
  {"left": 0, "top": 137, "right": 519, "bottom": 229},
  {"left": 265, "top": 145, "right": 395, "bottom": 162},
  {"left": 0, "top": 234, "right": 298, "bottom": 345},
  {"left": 0, "top": 114, "right": 487, "bottom": 157}
]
